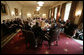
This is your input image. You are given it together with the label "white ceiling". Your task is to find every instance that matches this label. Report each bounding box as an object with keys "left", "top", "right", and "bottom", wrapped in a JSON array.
[
  {"left": 16, "top": 1, "right": 68, "bottom": 12},
  {"left": 17, "top": 1, "right": 61, "bottom": 8}
]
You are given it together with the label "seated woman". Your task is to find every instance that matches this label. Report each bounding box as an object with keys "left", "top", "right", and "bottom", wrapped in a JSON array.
[
  {"left": 72, "top": 23, "right": 83, "bottom": 40},
  {"left": 42, "top": 22, "right": 61, "bottom": 49}
]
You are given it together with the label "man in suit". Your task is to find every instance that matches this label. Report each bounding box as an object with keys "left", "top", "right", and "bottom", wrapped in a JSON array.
[
  {"left": 32, "top": 22, "right": 43, "bottom": 47},
  {"left": 23, "top": 21, "right": 31, "bottom": 31}
]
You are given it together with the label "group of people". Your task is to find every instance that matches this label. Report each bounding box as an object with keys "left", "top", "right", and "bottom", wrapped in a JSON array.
[
  {"left": 22, "top": 22, "right": 60, "bottom": 48},
  {"left": 1, "top": 18, "right": 22, "bottom": 37},
  {"left": 20, "top": 17, "right": 61, "bottom": 48},
  {"left": 58, "top": 19, "right": 83, "bottom": 40},
  {"left": 1, "top": 17, "right": 83, "bottom": 48},
  {"left": 26, "top": 17, "right": 51, "bottom": 28}
]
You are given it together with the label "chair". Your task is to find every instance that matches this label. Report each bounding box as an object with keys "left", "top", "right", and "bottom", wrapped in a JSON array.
[
  {"left": 51, "top": 27, "right": 61, "bottom": 45},
  {"left": 42, "top": 27, "right": 61, "bottom": 49}
]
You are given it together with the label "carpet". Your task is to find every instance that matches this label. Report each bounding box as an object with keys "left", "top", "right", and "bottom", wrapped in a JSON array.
[{"left": 1, "top": 31, "right": 83, "bottom": 54}]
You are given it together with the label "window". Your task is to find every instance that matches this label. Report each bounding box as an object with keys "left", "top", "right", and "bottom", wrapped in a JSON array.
[
  {"left": 54, "top": 7, "right": 58, "bottom": 20},
  {"left": 64, "top": 3, "right": 72, "bottom": 22}
]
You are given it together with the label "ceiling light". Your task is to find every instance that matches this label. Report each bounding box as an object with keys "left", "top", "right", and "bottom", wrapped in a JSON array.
[
  {"left": 36, "top": 9, "right": 40, "bottom": 11},
  {"left": 37, "top": 1, "right": 44, "bottom": 6},
  {"left": 37, "top": 1, "right": 44, "bottom": 4},
  {"left": 36, "top": 6, "right": 40, "bottom": 11},
  {"left": 39, "top": 4, "right": 43, "bottom": 6},
  {"left": 19, "top": 12, "right": 21, "bottom": 15},
  {"left": 27, "top": 13, "right": 31, "bottom": 17},
  {"left": 75, "top": 10, "right": 81, "bottom": 16},
  {"left": 37, "top": 6, "right": 41, "bottom": 9}
]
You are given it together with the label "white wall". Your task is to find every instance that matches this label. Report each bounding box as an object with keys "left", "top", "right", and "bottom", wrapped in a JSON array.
[
  {"left": 22, "top": 6, "right": 49, "bottom": 20},
  {"left": 1, "top": 1, "right": 22, "bottom": 23},
  {"left": 2, "top": 1, "right": 78, "bottom": 24},
  {"left": 1, "top": 1, "right": 50, "bottom": 23}
]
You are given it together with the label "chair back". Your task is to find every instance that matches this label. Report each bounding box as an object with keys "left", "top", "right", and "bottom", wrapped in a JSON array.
[
  {"left": 22, "top": 29, "right": 35, "bottom": 42},
  {"left": 51, "top": 27, "right": 61, "bottom": 42}
]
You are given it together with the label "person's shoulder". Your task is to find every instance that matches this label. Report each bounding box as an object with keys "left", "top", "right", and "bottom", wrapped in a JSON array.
[
  {"left": 33, "top": 25, "right": 37, "bottom": 28},
  {"left": 29, "top": 25, "right": 31, "bottom": 28}
]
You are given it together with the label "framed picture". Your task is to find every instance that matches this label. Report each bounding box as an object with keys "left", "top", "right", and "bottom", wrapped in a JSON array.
[
  {"left": 14, "top": 8, "right": 18, "bottom": 16},
  {"left": 1, "top": 3, "right": 7, "bottom": 15}
]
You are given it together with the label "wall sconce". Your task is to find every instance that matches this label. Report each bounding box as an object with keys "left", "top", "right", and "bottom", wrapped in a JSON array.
[
  {"left": 42, "top": 14, "right": 46, "bottom": 16},
  {"left": 75, "top": 10, "right": 81, "bottom": 17},
  {"left": 58, "top": 12, "right": 60, "bottom": 17},
  {"left": 19, "top": 12, "right": 21, "bottom": 16},
  {"left": 11, "top": 11, "right": 15, "bottom": 16},
  {"left": 42, "top": 14, "right": 46, "bottom": 18},
  {"left": 52, "top": 12, "right": 53, "bottom": 17},
  {"left": 27, "top": 13, "right": 31, "bottom": 18}
]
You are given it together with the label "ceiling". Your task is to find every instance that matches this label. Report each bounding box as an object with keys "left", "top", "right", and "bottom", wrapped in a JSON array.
[
  {"left": 17, "top": 1, "right": 68, "bottom": 12},
  {"left": 17, "top": 1, "right": 62, "bottom": 8}
]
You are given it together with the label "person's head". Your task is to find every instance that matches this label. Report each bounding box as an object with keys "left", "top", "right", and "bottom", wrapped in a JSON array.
[
  {"left": 66, "top": 19, "right": 70, "bottom": 23},
  {"left": 6, "top": 19, "right": 9, "bottom": 23},
  {"left": 61, "top": 20, "right": 64, "bottom": 22},
  {"left": 59, "top": 16, "right": 61, "bottom": 18},
  {"left": 3, "top": 20, "right": 5, "bottom": 23},
  {"left": 74, "top": 24, "right": 78, "bottom": 29},
  {"left": 36, "top": 22, "right": 39, "bottom": 26},
  {"left": 56, "top": 21, "right": 59, "bottom": 24},
  {"left": 23, "top": 21, "right": 27, "bottom": 24},
  {"left": 26, "top": 21, "right": 29, "bottom": 24},
  {"left": 51, "top": 23, "right": 55, "bottom": 27},
  {"left": 56, "top": 21, "right": 61, "bottom": 27},
  {"left": 78, "top": 23, "right": 83, "bottom": 30}
]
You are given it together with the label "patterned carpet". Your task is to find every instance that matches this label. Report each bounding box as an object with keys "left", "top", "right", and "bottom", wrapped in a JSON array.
[{"left": 1, "top": 31, "right": 83, "bottom": 54}]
